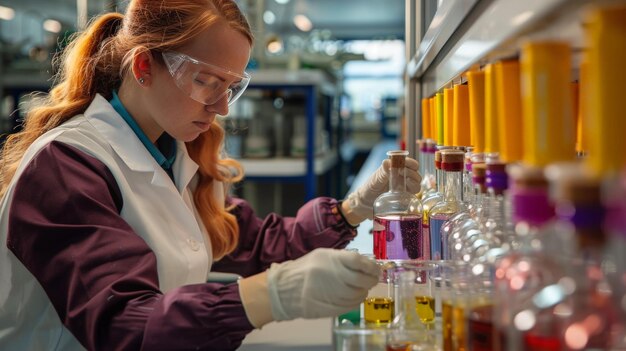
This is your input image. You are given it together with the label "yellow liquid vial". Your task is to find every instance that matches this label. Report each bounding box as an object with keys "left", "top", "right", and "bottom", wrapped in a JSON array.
[
  {"left": 415, "top": 295, "right": 436, "bottom": 324},
  {"left": 364, "top": 297, "right": 394, "bottom": 324},
  {"left": 442, "top": 300, "right": 454, "bottom": 351}
]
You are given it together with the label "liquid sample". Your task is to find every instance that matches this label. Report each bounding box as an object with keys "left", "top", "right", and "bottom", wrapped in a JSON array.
[
  {"left": 387, "top": 343, "right": 412, "bottom": 351},
  {"left": 373, "top": 215, "right": 424, "bottom": 259},
  {"left": 453, "top": 305, "right": 467, "bottom": 351},
  {"left": 416, "top": 295, "right": 436, "bottom": 324},
  {"left": 443, "top": 300, "right": 453, "bottom": 351},
  {"left": 364, "top": 296, "right": 394, "bottom": 324},
  {"left": 428, "top": 213, "right": 452, "bottom": 260},
  {"left": 523, "top": 333, "right": 561, "bottom": 351},
  {"left": 468, "top": 304, "right": 494, "bottom": 351}
]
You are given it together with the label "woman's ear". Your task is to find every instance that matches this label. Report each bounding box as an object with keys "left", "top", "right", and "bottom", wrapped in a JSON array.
[{"left": 132, "top": 50, "right": 153, "bottom": 86}]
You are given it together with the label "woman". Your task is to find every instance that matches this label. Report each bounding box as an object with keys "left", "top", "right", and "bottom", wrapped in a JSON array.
[{"left": 0, "top": 0, "right": 421, "bottom": 350}]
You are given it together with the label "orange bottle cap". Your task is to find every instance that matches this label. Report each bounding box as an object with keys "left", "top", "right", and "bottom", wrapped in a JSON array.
[
  {"left": 444, "top": 88, "right": 454, "bottom": 146},
  {"left": 520, "top": 41, "right": 575, "bottom": 167},
  {"left": 453, "top": 84, "right": 471, "bottom": 147},
  {"left": 484, "top": 64, "right": 500, "bottom": 155},
  {"left": 495, "top": 60, "right": 524, "bottom": 163},
  {"left": 585, "top": 5, "right": 626, "bottom": 176},
  {"left": 467, "top": 71, "right": 485, "bottom": 153}
]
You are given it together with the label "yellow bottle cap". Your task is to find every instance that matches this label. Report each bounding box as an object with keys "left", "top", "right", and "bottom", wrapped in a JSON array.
[
  {"left": 453, "top": 84, "right": 471, "bottom": 147},
  {"left": 436, "top": 92, "right": 444, "bottom": 145},
  {"left": 484, "top": 64, "right": 500, "bottom": 154},
  {"left": 430, "top": 97, "right": 437, "bottom": 142},
  {"left": 467, "top": 70, "right": 485, "bottom": 153},
  {"left": 495, "top": 60, "right": 524, "bottom": 163},
  {"left": 421, "top": 98, "right": 431, "bottom": 139},
  {"left": 585, "top": 5, "right": 626, "bottom": 176},
  {"left": 444, "top": 88, "right": 454, "bottom": 146},
  {"left": 521, "top": 41, "right": 575, "bottom": 167}
]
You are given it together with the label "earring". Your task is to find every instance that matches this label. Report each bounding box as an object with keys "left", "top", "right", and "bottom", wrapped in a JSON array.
[{"left": 138, "top": 77, "right": 145, "bottom": 84}]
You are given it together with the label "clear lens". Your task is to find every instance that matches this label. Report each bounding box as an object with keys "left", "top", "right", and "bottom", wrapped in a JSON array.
[{"left": 162, "top": 52, "right": 250, "bottom": 106}]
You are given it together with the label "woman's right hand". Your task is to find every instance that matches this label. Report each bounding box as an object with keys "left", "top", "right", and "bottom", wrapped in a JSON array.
[{"left": 238, "top": 248, "right": 379, "bottom": 327}]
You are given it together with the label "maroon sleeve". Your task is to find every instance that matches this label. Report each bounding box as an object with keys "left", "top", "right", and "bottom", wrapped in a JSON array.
[
  {"left": 6, "top": 141, "right": 253, "bottom": 351},
  {"left": 212, "top": 196, "right": 357, "bottom": 277}
]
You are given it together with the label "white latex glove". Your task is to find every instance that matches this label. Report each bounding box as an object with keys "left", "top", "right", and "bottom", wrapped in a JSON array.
[
  {"left": 267, "top": 248, "right": 379, "bottom": 321},
  {"left": 345, "top": 157, "right": 421, "bottom": 222}
]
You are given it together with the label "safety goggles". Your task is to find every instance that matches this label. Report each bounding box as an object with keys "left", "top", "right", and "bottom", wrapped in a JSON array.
[{"left": 162, "top": 51, "right": 250, "bottom": 106}]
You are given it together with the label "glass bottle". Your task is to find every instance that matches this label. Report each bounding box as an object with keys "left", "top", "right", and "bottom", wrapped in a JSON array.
[
  {"left": 422, "top": 148, "right": 446, "bottom": 259},
  {"left": 522, "top": 176, "right": 616, "bottom": 351},
  {"left": 491, "top": 164, "right": 560, "bottom": 351},
  {"left": 466, "top": 161, "right": 513, "bottom": 261},
  {"left": 373, "top": 150, "right": 424, "bottom": 260},
  {"left": 446, "top": 162, "right": 486, "bottom": 261},
  {"left": 429, "top": 149, "right": 466, "bottom": 260}
]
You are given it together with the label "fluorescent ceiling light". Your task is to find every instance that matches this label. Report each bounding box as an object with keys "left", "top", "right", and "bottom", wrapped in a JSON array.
[
  {"left": 275, "top": 0, "right": 290, "bottom": 4},
  {"left": 43, "top": 19, "right": 62, "bottom": 33},
  {"left": 293, "top": 14, "right": 312, "bottom": 32},
  {"left": 0, "top": 6, "right": 15, "bottom": 20}
]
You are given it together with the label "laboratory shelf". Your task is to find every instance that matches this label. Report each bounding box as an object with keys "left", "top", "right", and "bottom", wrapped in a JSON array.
[
  {"left": 239, "top": 150, "right": 338, "bottom": 177},
  {"left": 249, "top": 69, "right": 336, "bottom": 96},
  {"left": 238, "top": 69, "right": 339, "bottom": 201},
  {"left": 409, "top": 0, "right": 599, "bottom": 97}
]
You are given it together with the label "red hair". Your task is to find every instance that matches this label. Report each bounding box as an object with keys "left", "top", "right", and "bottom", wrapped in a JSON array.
[{"left": 0, "top": 0, "right": 253, "bottom": 259}]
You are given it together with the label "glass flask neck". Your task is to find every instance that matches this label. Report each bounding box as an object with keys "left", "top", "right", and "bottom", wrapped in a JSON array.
[
  {"left": 436, "top": 167, "right": 445, "bottom": 194},
  {"left": 444, "top": 170, "right": 462, "bottom": 203},
  {"left": 389, "top": 166, "right": 406, "bottom": 193}
]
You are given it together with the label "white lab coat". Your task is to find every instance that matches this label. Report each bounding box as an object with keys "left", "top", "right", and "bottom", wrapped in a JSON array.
[{"left": 0, "top": 94, "right": 217, "bottom": 350}]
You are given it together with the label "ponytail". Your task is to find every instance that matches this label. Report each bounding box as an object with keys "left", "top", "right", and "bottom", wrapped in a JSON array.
[{"left": 0, "top": 12, "right": 124, "bottom": 198}]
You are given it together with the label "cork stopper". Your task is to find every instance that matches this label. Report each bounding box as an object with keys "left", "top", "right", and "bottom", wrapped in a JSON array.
[
  {"left": 417, "top": 139, "right": 426, "bottom": 152},
  {"left": 387, "top": 150, "right": 408, "bottom": 168},
  {"left": 486, "top": 162, "right": 506, "bottom": 173},
  {"left": 562, "top": 178, "right": 602, "bottom": 206},
  {"left": 441, "top": 150, "right": 464, "bottom": 172},
  {"left": 472, "top": 163, "right": 486, "bottom": 178},
  {"left": 441, "top": 150, "right": 465, "bottom": 164},
  {"left": 426, "top": 139, "right": 437, "bottom": 153},
  {"left": 507, "top": 164, "right": 547, "bottom": 190}
]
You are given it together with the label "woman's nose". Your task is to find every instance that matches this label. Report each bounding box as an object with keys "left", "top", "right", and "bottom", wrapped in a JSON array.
[{"left": 205, "top": 94, "right": 229, "bottom": 116}]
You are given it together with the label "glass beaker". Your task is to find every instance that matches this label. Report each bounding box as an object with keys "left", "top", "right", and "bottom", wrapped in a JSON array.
[
  {"left": 363, "top": 259, "right": 396, "bottom": 326},
  {"left": 386, "top": 269, "right": 439, "bottom": 351},
  {"left": 373, "top": 151, "right": 424, "bottom": 260}
]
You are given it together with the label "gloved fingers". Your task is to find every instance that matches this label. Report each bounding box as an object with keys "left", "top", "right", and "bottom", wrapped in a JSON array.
[
  {"left": 404, "top": 157, "right": 419, "bottom": 171},
  {"left": 336, "top": 251, "right": 381, "bottom": 277},
  {"left": 331, "top": 286, "right": 371, "bottom": 307},
  {"left": 365, "top": 159, "right": 391, "bottom": 193},
  {"left": 341, "top": 272, "right": 379, "bottom": 291},
  {"left": 404, "top": 170, "right": 422, "bottom": 194}
]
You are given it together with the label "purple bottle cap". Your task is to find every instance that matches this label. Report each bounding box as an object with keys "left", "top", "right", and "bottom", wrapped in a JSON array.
[
  {"left": 486, "top": 163, "right": 508, "bottom": 191},
  {"left": 512, "top": 188, "right": 554, "bottom": 226},
  {"left": 560, "top": 205, "right": 605, "bottom": 230}
]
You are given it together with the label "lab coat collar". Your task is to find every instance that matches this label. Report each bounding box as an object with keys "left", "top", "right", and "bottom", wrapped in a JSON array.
[{"left": 84, "top": 94, "right": 199, "bottom": 191}]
